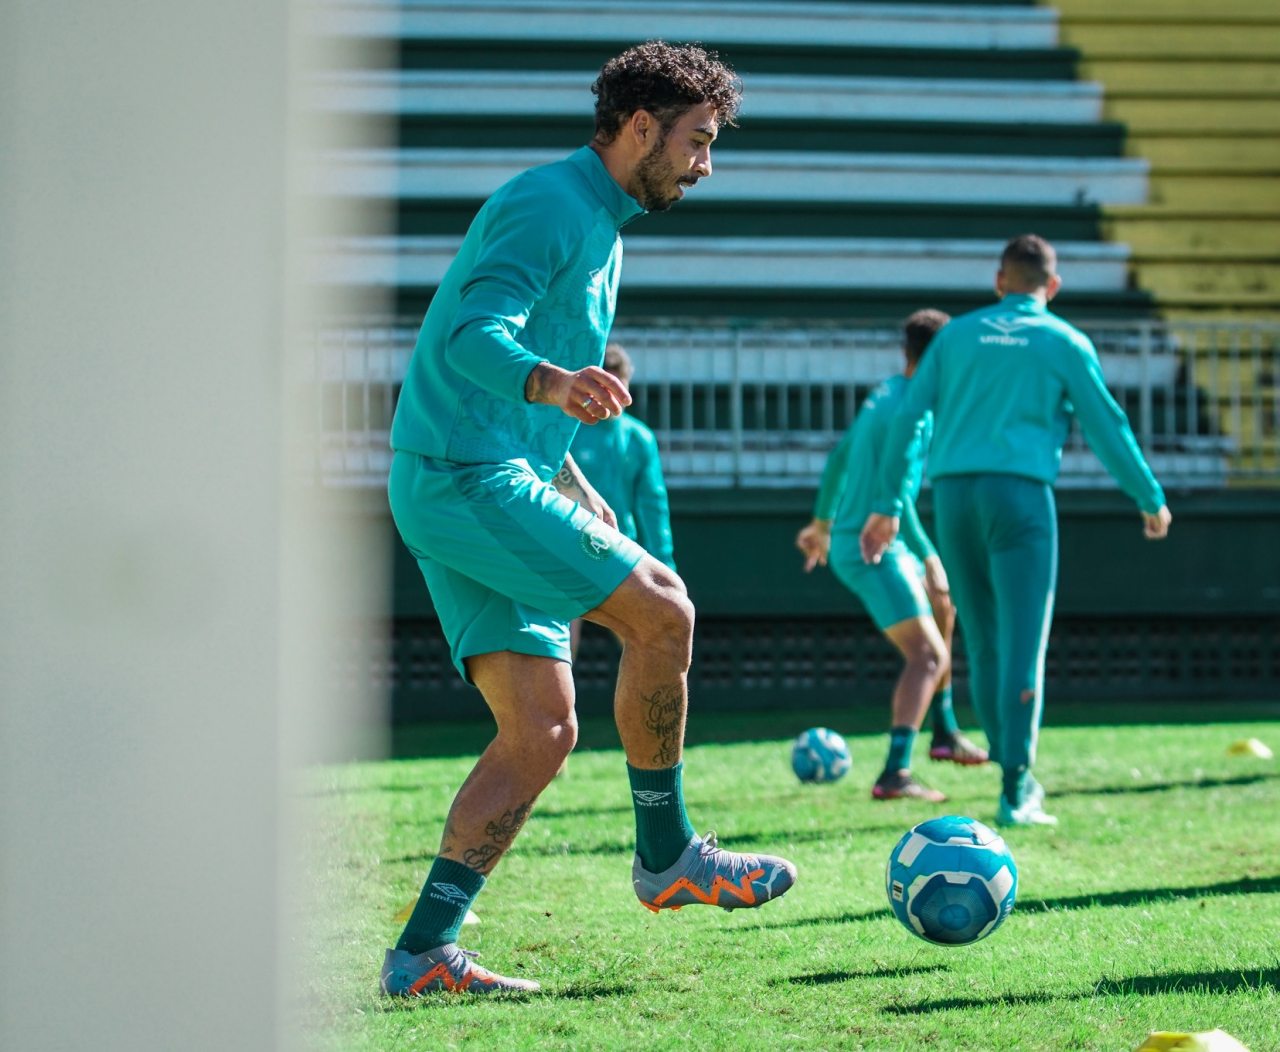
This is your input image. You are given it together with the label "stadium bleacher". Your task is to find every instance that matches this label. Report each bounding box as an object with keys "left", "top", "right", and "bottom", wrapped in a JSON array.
[
  {"left": 302, "top": 1, "right": 1279, "bottom": 716},
  {"left": 306, "top": 0, "right": 1156, "bottom": 320}
]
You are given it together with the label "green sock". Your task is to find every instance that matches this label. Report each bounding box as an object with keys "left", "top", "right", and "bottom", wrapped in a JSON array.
[
  {"left": 628, "top": 762, "right": 697, "bottom": 873},
  {"left": 931, "top": 686, "right": 960, "bottom": 737},
  {"left": 1002, "top": 766, "right": 1030, "bottom": 808},
  {"left": 396, "top": 857, "right": 485, "bottom": 955},
  {"left": 884, "top": 726, "right": 916, "bottom": 776}
]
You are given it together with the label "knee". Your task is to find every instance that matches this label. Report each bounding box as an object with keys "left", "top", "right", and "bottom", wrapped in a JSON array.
[
  {"left": 906, "top": 637, "right": 950, "bottom": 681},
  {"left": 619, "top": 567, "right": 695, "bottom": 661},
  {"left": 517, "top": 712, "right": 578, "bottom": 775}
]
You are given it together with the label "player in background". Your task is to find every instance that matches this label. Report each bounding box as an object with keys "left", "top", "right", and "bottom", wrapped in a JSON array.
[
  {"left": 861, "top": 235, "right": 1171, "bottom": 827},
  {"left": 569, "top": 340, "right": 677, "bottom": 659},
  {"left": 382, "top": 42, "right": 796, "bottom": 998},
  {"left": 796, "top": 310, "right": 987, "bottom": 805}
]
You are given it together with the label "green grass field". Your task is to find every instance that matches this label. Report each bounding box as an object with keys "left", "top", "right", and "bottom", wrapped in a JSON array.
[{"left": 300, "top": 702, "right": 1280, "bottom": 1051}]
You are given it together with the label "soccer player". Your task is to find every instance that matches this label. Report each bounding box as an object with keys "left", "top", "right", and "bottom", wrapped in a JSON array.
[
  {"left": 381, "top": 43, "right": 796, "bottom": 998},
  {"left": 860, "top": 235, "right": 1171, "bottom": 827},
  {"left": 795, "top": 310, "right": 987, "bottom": 805},
  {"left": 569, "top": 340, "right": 676, "bottom": 659}
]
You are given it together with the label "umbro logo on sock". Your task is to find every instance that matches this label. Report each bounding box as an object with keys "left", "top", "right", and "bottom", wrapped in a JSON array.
[
  {"left": 428, "top": 882, "right": 471, "bottom": 905},
  {"left": 633, "top": 790, "right": 672, "bottom": 806}
]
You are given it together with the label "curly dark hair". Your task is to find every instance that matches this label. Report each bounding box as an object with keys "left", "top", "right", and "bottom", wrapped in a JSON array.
[{"left": 592, "top": 41, "right": 741, "bottom": 145}]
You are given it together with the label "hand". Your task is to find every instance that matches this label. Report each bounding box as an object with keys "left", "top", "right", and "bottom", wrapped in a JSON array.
[
  {"left": 1143, "top": 504, "right": 1172, "bottom": 540},
  {"left": 526, "top": 362, "right": 631, "bottom": 424},
  {"left": 795, "top": 520, "right": 832, "bottom": 573},
  {"left": 553, "top": 455, "right": 618, "bottom": 528},
  {"left": 584, "top": 493, "right": 618, "bottom": 529},
  {"left": 859, "top": 513, "right": 899, "bottom": 565}
]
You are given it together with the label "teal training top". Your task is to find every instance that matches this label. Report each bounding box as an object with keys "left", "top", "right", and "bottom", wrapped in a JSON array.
[
  {"left": 817, "top": 374, "right": 936, "bottom": 562},
  {"left": 875, "top": 294, "right": 1166, "bottom": 516},
  {"left": 569, "top": 413, "right": 677, "bottom": 571},
  {"left": 390, "top": 147, "right": 645, "bottom": 480}
]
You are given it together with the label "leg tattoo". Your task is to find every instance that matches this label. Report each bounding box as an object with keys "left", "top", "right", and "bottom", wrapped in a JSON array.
[
  {"left": 455, "top": 799, "right": 535, "bottom": 875},
  {"left": 642, "top": 686, "right": 685, "bottom": 767}
]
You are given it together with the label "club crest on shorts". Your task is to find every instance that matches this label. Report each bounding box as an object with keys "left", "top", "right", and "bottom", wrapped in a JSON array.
[{"left": 579, "top": 519, "right": 614, "bottom": 560}]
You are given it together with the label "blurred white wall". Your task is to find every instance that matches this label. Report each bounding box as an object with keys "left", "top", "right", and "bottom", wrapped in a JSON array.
[{"left": 0, "top": 3, "right": 389, "bottom": 1047}]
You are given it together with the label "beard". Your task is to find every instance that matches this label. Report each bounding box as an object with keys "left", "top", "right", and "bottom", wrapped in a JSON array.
[{"left": 632, "top": 133, "right": 691, "bottom": 212}]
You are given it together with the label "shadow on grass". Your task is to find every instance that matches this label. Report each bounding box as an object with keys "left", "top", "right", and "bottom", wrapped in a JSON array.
[
  {"left": 1053, "top": 772, "right": 1280, "bottom": 799},
  {"left": 373, "top": 989, "right": 541, "bottom": 1010},
  {"left": 732, "top": 908, "right": 885, "bottom": 932},
  {"left": 554, "top": 982, "right": 635, "bottom": 1000},
  {"left": 385, "top": 700, "right": 1280, "bottom": 760},
  {"left": 781, "top": 962, "right": 949, "bottom": 986},
  {"left": 1020, "top": 874, "right": 1280, "bottom": 913},
  {"left": 882, "top": 967, "right": 1280, "bottom": 1015},
  {"left": 733, "top": 873, "right": 1280, "bottom": 934}
]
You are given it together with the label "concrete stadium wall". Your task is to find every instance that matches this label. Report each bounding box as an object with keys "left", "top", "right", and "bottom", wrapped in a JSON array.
[{"left": 325, "top": 488, "right": 1280, "bottom": 721}]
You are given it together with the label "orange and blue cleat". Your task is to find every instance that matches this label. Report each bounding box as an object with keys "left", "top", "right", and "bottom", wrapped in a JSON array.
[
  {"left": 380, "top": 944, "right": 540, "bottom": 997},
  {"left": 633, "top": 831, "right": 796, "bottom": 913}
]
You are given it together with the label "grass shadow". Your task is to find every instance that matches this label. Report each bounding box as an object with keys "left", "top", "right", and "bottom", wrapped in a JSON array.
[
  {"left": 731, "top": 908, "right": 886, "bottom": 933},
  {"left": 882, "top": 967, "right": 1280, "bottom": 1015},
  {"left": 781, "top": 962, "right": 949, "bottom": 986},
  {"left": 554, "top": 982, "right": 636, "bottom": 1000},
  {"left": 1053, "top": 772, "right": 1280, "bottom": 799},
  {"left": 1021, "top": 874, "right": 1280, "bottom": 913}
]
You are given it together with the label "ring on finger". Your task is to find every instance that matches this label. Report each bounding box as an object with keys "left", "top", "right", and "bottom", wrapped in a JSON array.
[{"left": 581, "top": 396, "right": 594, "bottom": 408}]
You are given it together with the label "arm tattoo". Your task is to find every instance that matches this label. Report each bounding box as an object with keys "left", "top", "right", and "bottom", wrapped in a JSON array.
[
  {"left": 642, "top": 685, "right": 685, "bottom": 767},
  {"left": 524, "top": 361, "right": 556, "bottom": 403},
  {"left": 553, "top": 457, "right": 586, "bottom": 499}
]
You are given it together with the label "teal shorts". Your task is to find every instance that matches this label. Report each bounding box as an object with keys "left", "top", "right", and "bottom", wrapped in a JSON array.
[
  {"left": 830, "top": 537, "right": 931, "bottom": 631},
  {"left": 388, "top": 451, "right": 646, "bottom": 681}
]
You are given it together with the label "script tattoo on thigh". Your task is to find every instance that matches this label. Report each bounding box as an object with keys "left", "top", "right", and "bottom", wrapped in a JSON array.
[{"left": 643, "top": 686, "right": 685, "bottom": 767}]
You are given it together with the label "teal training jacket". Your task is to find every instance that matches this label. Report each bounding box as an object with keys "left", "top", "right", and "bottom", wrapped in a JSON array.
[
  {"left": 390, "top": 147, "right": 645, "bottom": 480},
  {"left": 875, "top": 294, "right": 1166, "bottom": 516},
  {"left": 817, "top": 374, "right": 937, "bottom": 562}
]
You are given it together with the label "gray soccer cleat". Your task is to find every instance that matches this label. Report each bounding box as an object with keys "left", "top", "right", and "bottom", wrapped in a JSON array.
[
  {"left": 380, "top": 944, "right": 540, "bottom": 996},
  {"left": 633, "top": 832, "right": 797, "bottom": 913}
]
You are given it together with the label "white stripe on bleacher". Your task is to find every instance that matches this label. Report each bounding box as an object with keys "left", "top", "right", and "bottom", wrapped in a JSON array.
[
  {"left": 308, "top": 1, "right": 1059, "bottom": 51},
  {"left": 307, "top": 236, "right": 1131, "bottom": 291},
  {"left": 309, "top": 70, "right": 1103, "bottom": 125},
  {"left": 309, "top": 148, "right": 1149, "bottom": 206}
]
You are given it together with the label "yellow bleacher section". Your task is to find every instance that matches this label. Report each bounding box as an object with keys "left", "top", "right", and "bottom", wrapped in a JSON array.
[{"left": 1051, "top": 0, "right": 1280, "bottom": 321}]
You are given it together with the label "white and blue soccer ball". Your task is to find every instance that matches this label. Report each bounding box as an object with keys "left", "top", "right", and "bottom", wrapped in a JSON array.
[
  {"left": 886, "top": 815, "right": 1017, "bottom": 946},
  {"left": 791, "top": 727, "right": 851, "bottom": 783}
]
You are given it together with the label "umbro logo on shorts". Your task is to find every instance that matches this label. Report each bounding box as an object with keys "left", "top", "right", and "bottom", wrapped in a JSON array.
[
  {"left": 428, "top": 882, "right": 472, "bottom": 905},
  {"left": 633, "top": 790, "right": 672, "bottom": 806},
  {"left": 579, "top": 521, "right": 614, "bottom": 560}
]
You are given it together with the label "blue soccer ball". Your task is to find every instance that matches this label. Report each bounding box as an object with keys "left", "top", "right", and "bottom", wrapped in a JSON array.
[
  {"left": 791, "top": 727, "right": 851, "bottom": 783},
  {"left": 886, "top": 815, "right": 1017, "bottom": 945}
]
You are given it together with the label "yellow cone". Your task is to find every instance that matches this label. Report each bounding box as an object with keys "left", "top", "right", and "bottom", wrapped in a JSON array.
[
  {"left": 1227, "top": 738, "right": 1274, "bottom": 759},
  {"left": 393, "top": 900, "right": 479, "bottom": 925},
  {"left": 1134, "top": 1030, "right": 1251, "bottom": 1052}
]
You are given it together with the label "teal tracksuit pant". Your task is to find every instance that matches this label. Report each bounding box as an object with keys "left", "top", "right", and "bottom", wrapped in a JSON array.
[{"left": 931, "top": 474, "right": 1058, "bottom": 775}]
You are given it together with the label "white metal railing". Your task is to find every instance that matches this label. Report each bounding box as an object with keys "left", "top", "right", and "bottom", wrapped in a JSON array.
[{"left": 304, "top": 318, "right": 1280, "bottom": 491}]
